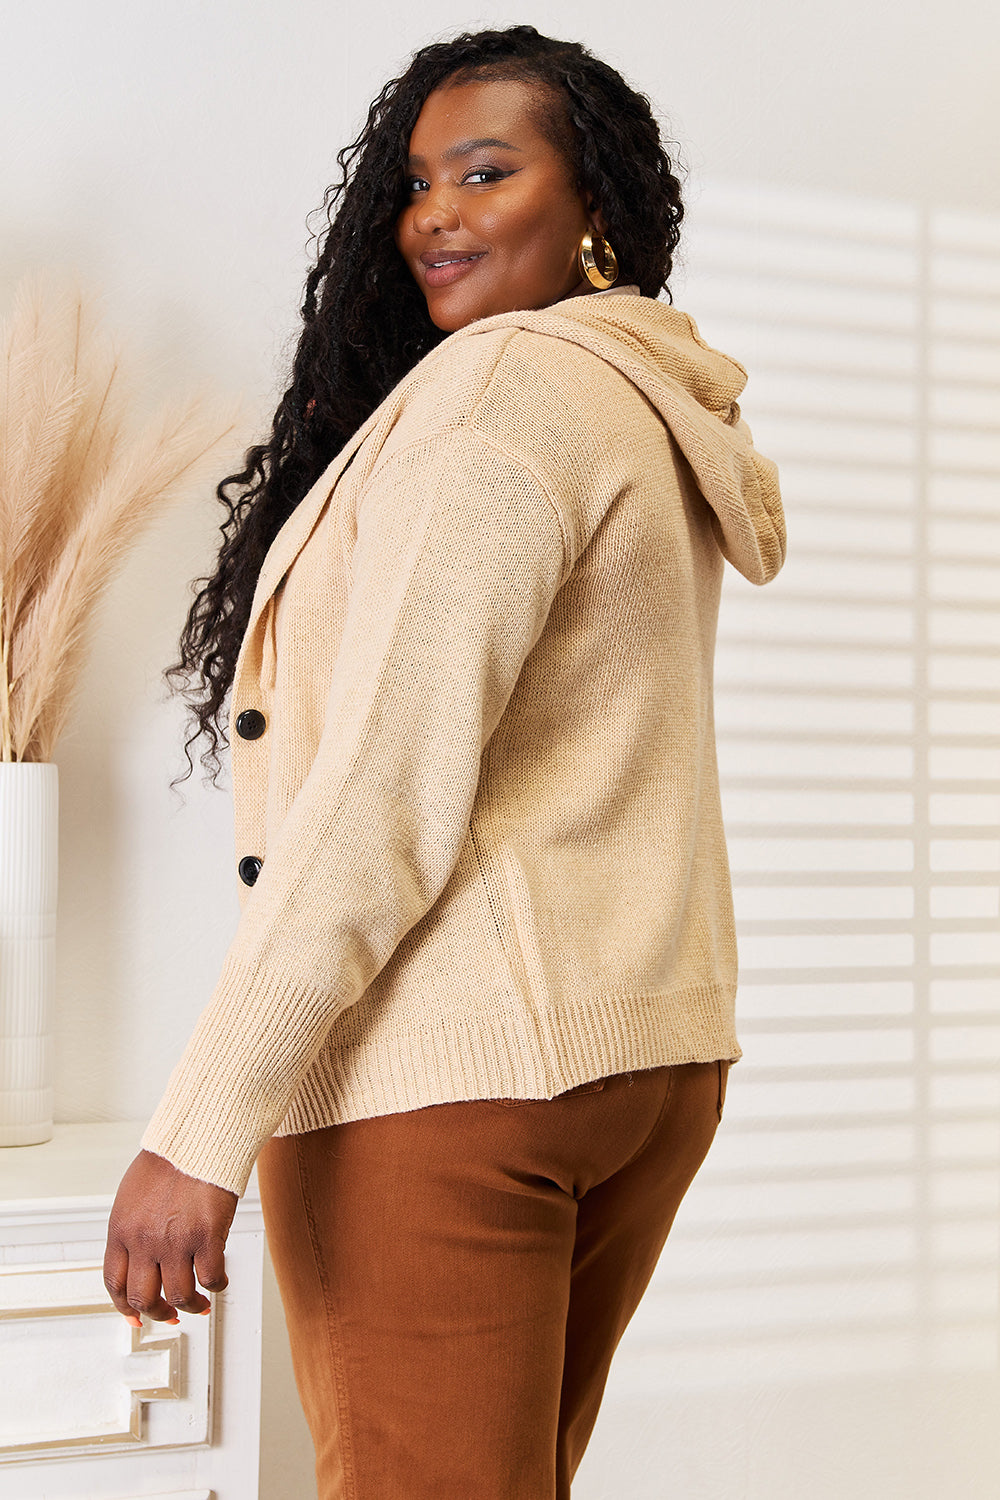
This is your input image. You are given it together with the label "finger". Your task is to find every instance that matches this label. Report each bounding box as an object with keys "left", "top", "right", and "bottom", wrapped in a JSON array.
[
  {"left": 194, "top": 1235, "right": 230, "bottom": 1297},
  {"left": 125, "top": 1253, "right": 179, "bottom": 1324},
  {"left": 103, "top": 1239, "right": 139, "bottom": 1322},
  {"left": 162, "top": 1255, "right": 211, "bottom": 1316}
]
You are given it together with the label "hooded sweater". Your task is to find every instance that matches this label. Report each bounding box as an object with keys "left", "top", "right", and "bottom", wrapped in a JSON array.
[{"left": 142, "top": 289, "right": 785, "bottom": 1196}]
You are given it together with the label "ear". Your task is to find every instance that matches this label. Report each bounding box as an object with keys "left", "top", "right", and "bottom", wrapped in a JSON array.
[{"left": 582, "top": 190, "right": 608, "bottom": 237}]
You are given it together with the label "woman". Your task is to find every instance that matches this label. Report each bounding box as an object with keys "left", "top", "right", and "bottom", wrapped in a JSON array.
[{"left": 105, "top": 24, "right": 784, "bottom": 1498}]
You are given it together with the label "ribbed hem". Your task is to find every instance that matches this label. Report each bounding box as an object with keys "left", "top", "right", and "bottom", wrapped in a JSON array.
[
  {"left": 141, "top": 957, "right": 738, "bottom": 1196},
  {"left": 278, "top": 981, "right": 740, "bottom": 1135}
]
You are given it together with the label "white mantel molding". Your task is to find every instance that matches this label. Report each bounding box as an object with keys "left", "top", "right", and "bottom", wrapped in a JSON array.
[
  {"left": 0, "top": 1259, "right": 210, "bottom": 1459},
  {"left": 0, "top": 1123, "right": 263, "bottom": 1500}
]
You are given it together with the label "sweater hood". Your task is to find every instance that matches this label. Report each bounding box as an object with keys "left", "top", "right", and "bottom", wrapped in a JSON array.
[{"left": 460, "top": 291, "right": 785, "bottom": 585}]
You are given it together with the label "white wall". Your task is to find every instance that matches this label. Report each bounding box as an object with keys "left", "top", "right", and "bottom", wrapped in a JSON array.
[{"left": 2, "top": 3, "right": 997, "bottom": 1497}]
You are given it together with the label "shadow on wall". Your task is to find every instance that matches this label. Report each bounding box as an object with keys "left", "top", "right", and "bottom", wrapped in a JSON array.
[{"left": 576, "top": 181, "right": 1000, "bottom": 1494}]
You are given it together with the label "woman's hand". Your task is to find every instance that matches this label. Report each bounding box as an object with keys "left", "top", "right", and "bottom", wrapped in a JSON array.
[{"left": 103, "top": 1150, "right": 239, "bottom": 1324}]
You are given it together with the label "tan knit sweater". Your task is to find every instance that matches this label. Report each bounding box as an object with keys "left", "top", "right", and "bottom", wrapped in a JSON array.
[{"left": 143, "top": 290, "right": 784, "bottom": 1195}]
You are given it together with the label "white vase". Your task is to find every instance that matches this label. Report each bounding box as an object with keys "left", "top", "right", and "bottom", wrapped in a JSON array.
[{"left": 0, "top": 763, "right": 58, "bottom": 1146}]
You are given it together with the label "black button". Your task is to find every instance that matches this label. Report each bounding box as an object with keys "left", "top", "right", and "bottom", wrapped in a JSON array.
[
  {"left": 236, "top": 709, "right": 267, "bottom": 740},
  {"left": 238, "top": 855, "right": 263, "bottom": 887}
]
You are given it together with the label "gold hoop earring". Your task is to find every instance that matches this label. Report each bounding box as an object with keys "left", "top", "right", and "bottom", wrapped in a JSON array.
[{"left": 579, "top": 230, "right": 619, "bottom": 289}]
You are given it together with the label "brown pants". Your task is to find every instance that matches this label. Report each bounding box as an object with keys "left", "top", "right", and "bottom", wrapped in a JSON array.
[{"left": 257, "top": 1059, "right": 727, "bottom": 1500}]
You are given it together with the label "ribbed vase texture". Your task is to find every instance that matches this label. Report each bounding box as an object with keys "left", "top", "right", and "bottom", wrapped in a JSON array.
[{"left": 0, "top": 763, "right": 58, "bottom": 1145}]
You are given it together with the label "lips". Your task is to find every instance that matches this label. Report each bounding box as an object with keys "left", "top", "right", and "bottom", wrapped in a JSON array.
[
  {"left": 418, "top": 247, "right": 485, "bottom": 266},
  {"left": 419, "top": 250, "right": 487, "bottom": 289}
]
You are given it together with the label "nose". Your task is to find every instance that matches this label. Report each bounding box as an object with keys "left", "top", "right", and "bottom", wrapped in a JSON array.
[{"left": 411, "top": 182, "right": 461, "bottom": 236}]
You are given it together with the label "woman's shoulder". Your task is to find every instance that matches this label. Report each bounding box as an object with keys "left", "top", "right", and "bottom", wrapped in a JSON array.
[
  {"left": 389, "top": 322, "right": 532, "bottom": 437},
  {"left": 389, "top": 302, "right": 658, "bottom": 473}
]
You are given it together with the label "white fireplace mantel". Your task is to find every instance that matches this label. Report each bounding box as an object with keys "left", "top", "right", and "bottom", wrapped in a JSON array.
[{"left": 0, "top": 1122, "right": 263, "bottom": 1500}]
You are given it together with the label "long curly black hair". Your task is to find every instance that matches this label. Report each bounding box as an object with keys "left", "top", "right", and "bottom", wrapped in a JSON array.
[{"left": 171, "top": 24, "right": 685, "bottom": 779}]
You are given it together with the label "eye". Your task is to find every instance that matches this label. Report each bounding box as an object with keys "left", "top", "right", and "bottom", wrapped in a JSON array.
[
  {"left": 464, "top": 167, "right": 509, "bottom": 185},
  {"left": 405, "top": 175, "right": 430, "bottom": 194}
]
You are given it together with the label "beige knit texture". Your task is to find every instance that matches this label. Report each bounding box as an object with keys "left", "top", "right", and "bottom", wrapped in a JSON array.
[{"left": 143, "top": 292, "right": 785, "bottom": 1195}]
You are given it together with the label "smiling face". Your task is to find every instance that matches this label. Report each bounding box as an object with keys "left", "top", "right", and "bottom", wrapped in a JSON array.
[{"left": 394, "top": 77, "right": 600, "bottom": 332}]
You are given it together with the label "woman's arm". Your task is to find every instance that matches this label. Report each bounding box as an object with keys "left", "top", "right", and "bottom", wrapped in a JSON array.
[{"left": 105, "top": 427, "right": 567, "bottom": 1318}]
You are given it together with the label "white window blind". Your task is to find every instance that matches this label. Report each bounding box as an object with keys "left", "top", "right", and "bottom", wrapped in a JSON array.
[{"left": 606, "top": 183, "right": 1000, "bottom": 1393}]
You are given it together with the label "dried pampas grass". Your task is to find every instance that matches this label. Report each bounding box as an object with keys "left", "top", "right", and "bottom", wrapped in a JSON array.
[{"left": 0, "top": 276, "right": 237, "bottom": 761}]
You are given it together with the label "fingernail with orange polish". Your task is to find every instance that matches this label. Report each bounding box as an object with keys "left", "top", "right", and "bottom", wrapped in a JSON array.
[{"left": 125, "top": 1314, "right": 142, "bottom": 1328}]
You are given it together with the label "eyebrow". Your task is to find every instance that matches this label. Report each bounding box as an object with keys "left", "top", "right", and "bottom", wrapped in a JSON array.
[{"left": 407, "top": 137, "right": 523, "bottom": 166}]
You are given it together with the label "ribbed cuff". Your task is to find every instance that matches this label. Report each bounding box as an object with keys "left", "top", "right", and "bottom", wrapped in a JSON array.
[{"left": 141, "top": 956, "right": 344, "bottom": 1195}]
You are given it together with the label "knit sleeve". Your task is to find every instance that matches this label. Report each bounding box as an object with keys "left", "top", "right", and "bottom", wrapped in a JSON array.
[{"left": 141, "top": 428, "right": 567, "bottom": 1194}]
